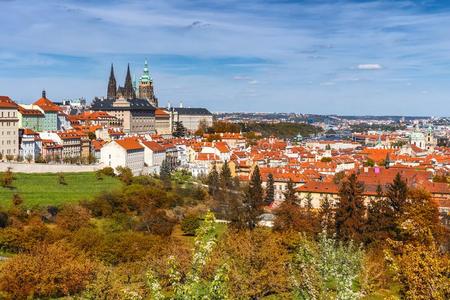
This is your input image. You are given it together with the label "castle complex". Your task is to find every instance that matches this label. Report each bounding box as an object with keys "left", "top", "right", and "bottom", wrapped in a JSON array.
[{"left": 106, "top": 60, "right": 158, "bottom": 107}]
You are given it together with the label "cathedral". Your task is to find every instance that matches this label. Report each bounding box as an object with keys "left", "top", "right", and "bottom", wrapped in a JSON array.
[{"left": 107, "top": 61, "right": 158, "bottom": 107}]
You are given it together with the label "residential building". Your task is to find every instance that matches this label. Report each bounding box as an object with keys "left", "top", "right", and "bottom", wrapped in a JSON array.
[
  {"left": 19, "top": 128, "right": 42, "bottom": 161},
  {"left": 100, "top": 138, "right": 145, "bottom": 175},
  {"left": 140, "top": 140, "right": 166, "bottom": 174},
  {"left": 0, "top": 96, "right": 19, "bottom": 159},
  {"left": 18, "top": 106, "right": 45, "bottom": 131}
]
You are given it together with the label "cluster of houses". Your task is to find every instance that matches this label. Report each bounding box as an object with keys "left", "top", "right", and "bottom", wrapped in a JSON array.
[
  {"left": 0, "top": 92, "right": 448, "bottom": 217},
  {"left": 0, "top": 91, "right": 213, "bottom": 164}
]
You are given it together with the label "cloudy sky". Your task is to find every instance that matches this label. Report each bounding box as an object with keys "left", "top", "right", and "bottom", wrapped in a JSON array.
[{"left": 0, "top": 0, "right": 450, "bottom": 116}]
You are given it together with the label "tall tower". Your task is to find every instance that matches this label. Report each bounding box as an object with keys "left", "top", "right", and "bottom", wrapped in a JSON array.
[
  {"left": 107, "top": 64, "right": 117, "bottom": 99},
  {"left": 139, "top": 59, "right": 158, "bottom": 106},
  {"left": 124, "top": 63, "right": 135, "bottom": 99}
]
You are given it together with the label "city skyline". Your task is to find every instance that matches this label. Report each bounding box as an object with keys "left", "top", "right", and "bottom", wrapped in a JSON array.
[{"left": 1, "top": 0, "right": 450, "bottom": 116}]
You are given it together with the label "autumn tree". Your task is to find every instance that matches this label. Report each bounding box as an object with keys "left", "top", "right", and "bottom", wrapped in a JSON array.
[
  {"left": 145, "top": 212, "right": 230, "bottom": 300},
  {"left": 264, "top": 173, "right": 275, "bottom": 205},
  {"left": 207, "top": 166, "right": 220, "bottom": 197},
  {"left": 116, "top": 166, "right": 133, "bottom": 185},
  {"left": 385, "top": 238, "right": 450, "bottom": 299},
  {"left": 335, "top": 173, "right": 366, "bottom": 242},
  {"left": 1, "top": 167, "right": 14, "bottom": 188},
  {"left": 217, "top": 229, "right": 290, "bottom": 299},
  {"left": 0, "top": 242, "right": 98, "bottom": 299},
  {"left": 56, "top": 204, "right": 92, "bottom": 231}
]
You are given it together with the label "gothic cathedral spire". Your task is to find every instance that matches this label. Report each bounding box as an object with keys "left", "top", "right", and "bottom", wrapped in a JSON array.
[
  {"left": 107, "top": 64, "right": 117, "bottom": 99},
  {"left": 124, "top": 63, "right": 135, "bottom": 99}
]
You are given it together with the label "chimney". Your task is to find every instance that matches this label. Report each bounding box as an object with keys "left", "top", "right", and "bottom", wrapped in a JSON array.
[{"left": 42, "top": 90, "right": 46, "bottom": 98}]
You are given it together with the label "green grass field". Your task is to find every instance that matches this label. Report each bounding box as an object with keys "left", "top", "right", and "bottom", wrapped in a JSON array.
[{"left": 0, "top": 172, "right": 121, "bottom": 208}]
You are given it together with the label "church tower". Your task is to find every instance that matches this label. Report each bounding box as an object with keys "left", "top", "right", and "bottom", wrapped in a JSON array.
[
  {"left": 138, "top": 59, "right": 158, "bottom": 107},
  {"left": 107, "top": 64, "right": 117, "bottom": 99},
  {"left": 123, "top": 63, "right": 136, "bottom": 99}
]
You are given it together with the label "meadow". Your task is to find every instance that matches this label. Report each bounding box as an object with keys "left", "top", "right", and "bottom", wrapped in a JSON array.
[{"left": 0, "top": 172, "right": 121, "bottom": 208}]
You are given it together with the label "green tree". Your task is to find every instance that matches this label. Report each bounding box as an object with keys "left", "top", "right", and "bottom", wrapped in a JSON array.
[
  {"left": 242, "top": 165, "right": 264, "bottom": 229},
  {"left": 283, "top": 179, "right": 298, "bottom": 204},
  {"left": 318, "top": 195, "right": 334, "bottom": 236},
  {"left": 172, "top": 121, "right": 187, "bottom": 138},
  {"left": 207, "top": 166, "right": 220, "bottom": 197},
  {"left": 264, "top": 173, "right": 275, "bottom": 205},
  {"left": 220, "top": 160, "right": 233, "bottom": 190},
  {"left": 160, "top": 158, "right": 172, "bottom": 189},
  {"left": 335, "top": 173, "right": 366, "bottom": 242}
]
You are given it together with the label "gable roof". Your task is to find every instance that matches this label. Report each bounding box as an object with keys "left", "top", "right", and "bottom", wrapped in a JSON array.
[
  {"left": 115, "top": 138, "right": 144, "bottom": 151},
  {"left": 33, "top": 96, "right": 60, "bottom": 112}
]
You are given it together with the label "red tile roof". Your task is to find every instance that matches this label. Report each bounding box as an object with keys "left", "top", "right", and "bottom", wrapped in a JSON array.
[
  {"left": 33, "top": 96, "right": 60, "bottom": 112},
  {"left": 116, "top": 138, "right": 144, "bottom": 151}
]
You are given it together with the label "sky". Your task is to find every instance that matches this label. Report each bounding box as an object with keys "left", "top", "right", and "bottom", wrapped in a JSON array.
[{"left": 0, "top": 0, "right": 450, "bottom": 116}]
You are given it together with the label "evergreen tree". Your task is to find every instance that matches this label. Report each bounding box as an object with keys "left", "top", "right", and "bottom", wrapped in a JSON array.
[
  {"left": 207, "top": 166, "right": 220, "bottom": 197},
  {"left": 318, "top": 195, "right": 334, "bottom": 235},
  {"left": 172, "top": 121, "right": 187, "bottom": 138},
  {"left": 283, "top": 179, "right": 297, "bottom": 204},
  {"left": 242, "top": 165, "right": 263, "bottom": 229},
  {"left": 160, "top": 158, "right": 172, "bottom": 189},
  {"left": 264, "top": 173, "right": 275, "bottom": 205},
  {"left": 220, "top": 160, "right": 233, "bottom": 190},
  {"left": 335, "top": 173, "right": 366, "bottom": 242},
  {"left": 386, "top": 173, "right": 408, "bottom": 217}
]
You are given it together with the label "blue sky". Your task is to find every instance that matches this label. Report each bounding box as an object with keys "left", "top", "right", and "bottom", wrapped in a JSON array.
[{"left": 1, "top": 0, "right": 450, "bottom": 116}]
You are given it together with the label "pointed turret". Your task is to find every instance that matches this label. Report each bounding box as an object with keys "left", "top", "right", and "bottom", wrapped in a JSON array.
[
  {"left": 107, "top": 64, "right": 117, "bottom": 99},
  {"left": 124, "top": 63, "right": 135, "bottom": 99}
]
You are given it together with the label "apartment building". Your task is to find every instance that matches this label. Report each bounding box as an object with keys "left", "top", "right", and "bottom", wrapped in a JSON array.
[{"left": 0, "top": 96, "right": 19, "bottom": 159}]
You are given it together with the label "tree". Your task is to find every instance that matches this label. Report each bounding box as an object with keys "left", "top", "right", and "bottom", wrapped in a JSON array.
[
  {"left": 172, "top": 121, "right": 187, "bottom": 138},
  {"left": 57, "top": 172, "right": 67, "bottom": 185},
  {"left": 144, "top": 212, "right": 230, "bottom": 300},
  {"left": 335, "top": 173, "right": 366, "bottom": 242},
  {"left": 264, "top": 173, "right": 275, "bottom": 205},
  {"left": 217, "top": 229, "right": 290, "bottom": 299},
  {"left": 220, "top": 160, "right": 233, "bottom": 190},
  {"left": 116, "top": 166, "right": 133, "bottom": 185},
  {"left": 207, "top": 166, "right": 220, "bottom": 197},
  {"left": 11, "top": 193, "right": 23, "bottom": 207},
  {"left": 25, "top": 154, "right": 33, "bottom": 163},
  {"left": 242, "top": 165, "right": 264, "bottom": 229},
  {"left": 160, "top": 157, "right": 172, "bottom": 189},
  {"left": 0, "top": 242, "right": 97, "bottom": 299},
  {"left": 318, "top": 195, "right": 334, "bottom": 236},
  {"left": 1, "top": 167, "right": 14, "bottom": 188},
  {"left": 56, "top": 204, "right": 91, "bottom": 231},
  {"left": 385, "top": 239, "right": 450, "bottom": 299},
  {"left": 291, "top": 232, "right": 364, "bottom": 300},
  {"left": 283, "top": 179, "right": 298, "bottom": 204},
  {"left": 181, "top": 213, "right": 202, "bottom": 236},
  {"left": 386, "top": 172, "right": 408, "bottom": 216}
]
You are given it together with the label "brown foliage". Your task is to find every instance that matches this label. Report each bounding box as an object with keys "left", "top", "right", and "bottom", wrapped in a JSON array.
[
  {"left": 56, "top": 204, "right": 91, "bottom": 231},
  {"left": 0, "top": 242, "right": 98, "bottom": 299},
  {"left": 213, "top": 228, "right": 290, "bottom": 299}
]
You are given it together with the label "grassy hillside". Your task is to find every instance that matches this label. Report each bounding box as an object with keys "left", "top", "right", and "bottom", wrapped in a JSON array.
[{"left": 0, "top": 172, "right": 121, "bottom": 208}]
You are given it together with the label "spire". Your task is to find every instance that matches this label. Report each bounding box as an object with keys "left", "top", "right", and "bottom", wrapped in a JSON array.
[
  {"left": 124, "top": 63, "right": 135, "bottom": 99},
  {"left": 107, "top": 63, "right": 117, "bottom": 99}
]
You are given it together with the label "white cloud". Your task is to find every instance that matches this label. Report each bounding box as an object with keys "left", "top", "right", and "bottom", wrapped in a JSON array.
[{"left": 357, "top": 64, "right": 383, "bottom": 70}]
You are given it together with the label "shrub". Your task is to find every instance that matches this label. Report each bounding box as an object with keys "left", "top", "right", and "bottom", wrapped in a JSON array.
[
  {"left": 181, "top": 214, "right": 202, "bottom": 236},
  {"left": 99, "top": 167, "right": 115, "bottom": 177},
  {"left": 0, "top": 242, "right": 98, "bottom": 299},
  {"left": 56, "top": 204, "right": 91, "bottom": 231}
]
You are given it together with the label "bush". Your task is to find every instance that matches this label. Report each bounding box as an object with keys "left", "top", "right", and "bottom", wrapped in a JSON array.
[
  {"left": 0, "top": 242, "right": 98, "bottom": 299},
  {"left": 181, "top": 214, "right": 202, "bottom": 236},
  {"left": 98, "top": 167, "right": 115, "bottom": 177},
  {"left": 56, "top": 204, "right": 91, "bottom": 231}
]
